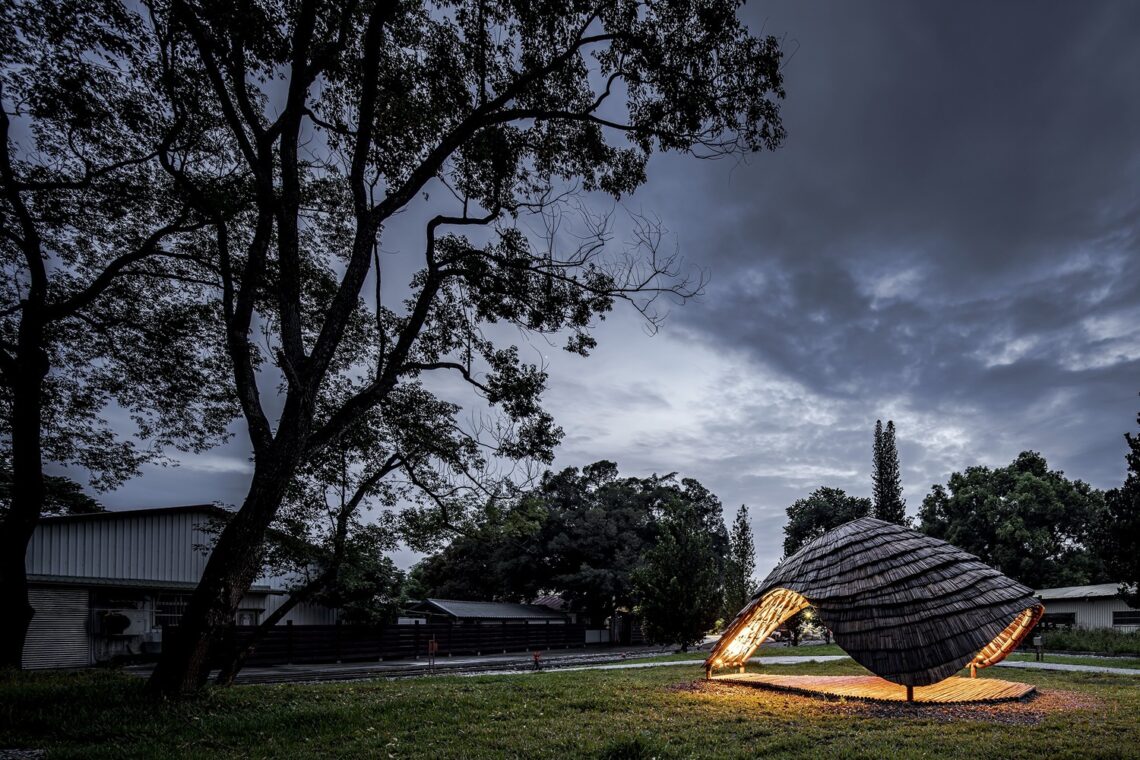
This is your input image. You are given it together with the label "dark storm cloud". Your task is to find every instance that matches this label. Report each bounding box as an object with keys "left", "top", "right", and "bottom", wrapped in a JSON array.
[{"left": 636, "top": 0, "right": 1140, "bottom": 494}]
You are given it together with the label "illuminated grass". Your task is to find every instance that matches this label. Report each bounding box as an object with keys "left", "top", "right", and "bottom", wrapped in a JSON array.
[{"left": 1, "top": 660, "right": 1137, "bottom": 759}]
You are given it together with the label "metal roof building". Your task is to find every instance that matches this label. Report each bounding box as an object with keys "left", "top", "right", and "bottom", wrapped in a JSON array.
[
  {"left": 407, "top": 598, "right": 569, "bottom": 623},
  {"left": 1033, "top": 583, "right": 1139, "bottom": 631},
  {"left": 22, "top": 505, "right": 335, "bottom": 669}
]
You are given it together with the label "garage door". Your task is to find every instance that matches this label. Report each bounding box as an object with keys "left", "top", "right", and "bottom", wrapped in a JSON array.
[{"left": 22, "top": 588, "right": 92, "bottom": 669}]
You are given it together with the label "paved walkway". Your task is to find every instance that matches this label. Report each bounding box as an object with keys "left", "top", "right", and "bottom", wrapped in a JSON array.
[
  {"left": 993, "top": 659, "right": 1140, "bottom": 676},
  {"left": 458, "top": 654, "right": 849, "bottom": 678},
  {"left": 126, "top": 649, "right": 1139, "bottom": 685}
]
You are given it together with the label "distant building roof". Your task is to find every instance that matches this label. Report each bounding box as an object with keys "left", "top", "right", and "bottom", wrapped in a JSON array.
[
  {"left": 37, "top": 504, "right": 232, "bottom": 523},
  {"left": 1034, "top": 584, "right": 1126, "bottom": 600},
  {"left": 531, "top": 594, "right": 566, "bottom": 611},
  {"left": 414, "top": 598, "right": 566, "bottom": 621},
  {"left": 27, "top": 574, "right": 272, "bottom": 593}
]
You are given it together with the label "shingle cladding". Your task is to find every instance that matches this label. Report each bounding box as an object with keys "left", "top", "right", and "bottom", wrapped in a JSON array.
[{"left": 716, "top": 517, "right": 1043, "bottom": 686}]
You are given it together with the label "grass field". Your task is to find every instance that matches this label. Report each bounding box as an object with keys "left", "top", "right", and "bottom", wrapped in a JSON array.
[
  {"left": 1005, "top": 653, "right": 1140, "bottom": 669},
  {"left": 2, "top": 659, "right": 1138, "bottom": 759}
]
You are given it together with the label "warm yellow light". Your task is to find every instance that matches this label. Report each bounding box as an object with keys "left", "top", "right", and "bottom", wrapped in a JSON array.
[
  {"left": 705, "top": 588, "right": 810, "bottom": 675},
  {"left": 969, "top": 604, "right": 1044, "bottom": 675}
]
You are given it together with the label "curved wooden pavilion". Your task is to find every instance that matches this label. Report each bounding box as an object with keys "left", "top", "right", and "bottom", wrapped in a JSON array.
[{"left": 706, "top": 517, "right": 1044, "bottom": 692}]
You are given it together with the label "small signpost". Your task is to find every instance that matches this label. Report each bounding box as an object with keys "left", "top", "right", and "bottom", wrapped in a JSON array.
[{"left": 1033, "top": 635, "right": 1044, "bottom": 662}]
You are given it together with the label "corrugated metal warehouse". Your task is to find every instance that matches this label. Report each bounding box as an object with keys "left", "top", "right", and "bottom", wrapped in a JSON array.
[
  {"left": 1034, "top": 584, "right": 1139, "bottom": 632},
  {"left": 23, "top": 505, "right": 336, "bottom": 669}
]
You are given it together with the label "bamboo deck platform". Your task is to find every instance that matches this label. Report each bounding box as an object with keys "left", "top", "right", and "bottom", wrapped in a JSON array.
[{"left": 712, "top": 673, "right": 1036, "bottom": 704}]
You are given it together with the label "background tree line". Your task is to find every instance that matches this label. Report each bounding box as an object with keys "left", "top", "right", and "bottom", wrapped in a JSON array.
[{"left": 406, "top": 460, "right": 756, "bottom": 651}]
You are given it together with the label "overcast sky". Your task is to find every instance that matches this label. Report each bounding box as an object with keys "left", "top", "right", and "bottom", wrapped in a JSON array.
[{"left": 94, "top": 0, "right": 1140, "bottom": 578}]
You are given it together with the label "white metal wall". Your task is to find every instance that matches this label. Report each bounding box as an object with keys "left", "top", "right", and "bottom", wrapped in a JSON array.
[
  {"left": 262, "top": 594, "right": 339, "bottom": 624},
  {"left": 26, "top": 511, "right": 215, "bottom": 584},
  {"left": 22, "top": 588, "right": 91, "bottom": 669},
  {"left": 1041, "top": 597, "right": 1138, "bottom": 632}
]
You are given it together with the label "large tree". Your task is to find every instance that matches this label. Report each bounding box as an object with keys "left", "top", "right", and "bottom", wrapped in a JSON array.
[
  {"left": 722, "top": 504, "right": 756, "bottom": 620},
  {"left": 407, "top": 462, "right": 730, "bottom": 630},
  {"left": 542, "top": 467, "right": 728, "bottom": 627},
  {"left": 782, "top": 487, "right": 872, "bottom": 558},
  {"left": 918, "top": 451, "right": 1106, "bottom": 589},
  {"left": 0, "top": 2, "right": 236, "bottom": 668},
  {"left": 1099, "top": 407, "right": 1140, "bottom": 607},
  {"left": 632, "top": 495, "right": 726, "bottom": 651},
  {"left": 872, "top": 419, "right": 906, "bottom": 524},
  {"left": 403, "top": 491, "right": 549, "bottom": 604},
  {"left": 137, "top": 0, "right": 786, "bottom": 696}
]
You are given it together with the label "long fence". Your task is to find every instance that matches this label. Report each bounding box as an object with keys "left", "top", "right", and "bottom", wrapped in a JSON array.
[{"left": 203, "top": 621, "right": 588, "bottom": 666}]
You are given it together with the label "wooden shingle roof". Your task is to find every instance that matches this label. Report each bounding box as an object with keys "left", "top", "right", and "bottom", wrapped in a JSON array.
[{"left": 707, "top": 517, "right": 1044, "bottom": 686}]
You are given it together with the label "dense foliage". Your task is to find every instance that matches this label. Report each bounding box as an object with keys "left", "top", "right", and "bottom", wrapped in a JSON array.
[
  {"left": 871, "top": 420, "right": 906, "bottom": 524},
  {"left": 408, "top": 461, "right": 732, "bottom": 640},
  {"left": 632, "top": 498, "right": 726, "bottom": 651},
  {"left": 1037, "top": 627, "right": 1140, "bottom": 655},
  {"left": 1099, "top": 408, "right": 1140, "bottom": 606},
  {"left": 918, "top": 451, "right": 1107, "bottom": 590},
  {"left": 782, "top": 487, "right": 872, "bottom": 558}
]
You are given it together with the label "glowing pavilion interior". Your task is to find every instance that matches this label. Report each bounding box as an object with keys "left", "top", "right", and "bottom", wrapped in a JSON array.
[{"left": 705, "top": 517, "right": 1045, "bottom": 700}]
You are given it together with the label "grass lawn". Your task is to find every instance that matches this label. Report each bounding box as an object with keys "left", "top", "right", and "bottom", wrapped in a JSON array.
[
  {"left": 2, "top": 659, "right": 1138, "bottom": 759},
  {"left": 1005, "top": 653, "right": 1140, "bottom": 670}
]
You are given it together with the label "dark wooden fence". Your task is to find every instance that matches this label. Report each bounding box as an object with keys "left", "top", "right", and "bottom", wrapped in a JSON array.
[{"left": 205, "top": 621, "right": 588, "bottom": 666}]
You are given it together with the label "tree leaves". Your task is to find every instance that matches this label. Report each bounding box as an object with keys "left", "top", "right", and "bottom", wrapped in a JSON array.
[
  {"left": 918, "top": 451, "right": 1108, "bottom": 589},
  {"left": 783, "top": 487, "right": 872, "bottom": 558}
]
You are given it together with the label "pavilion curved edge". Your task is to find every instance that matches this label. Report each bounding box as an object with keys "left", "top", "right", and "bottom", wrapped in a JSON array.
[{"left": 705, "top": 517, "right": 1045, "bottom": 686}]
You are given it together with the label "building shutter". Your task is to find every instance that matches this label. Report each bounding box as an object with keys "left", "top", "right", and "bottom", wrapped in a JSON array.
[{"left": 22, "top": 588, "right": 92, "bottom": 669}]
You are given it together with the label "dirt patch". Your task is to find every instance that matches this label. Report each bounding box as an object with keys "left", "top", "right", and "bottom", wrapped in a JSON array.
[{"left": 669, "top": 679, "right": 1106, "bottom": 726}]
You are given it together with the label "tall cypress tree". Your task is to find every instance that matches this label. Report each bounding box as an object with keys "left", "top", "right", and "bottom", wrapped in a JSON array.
[
  {"left": 872, "top": 420, "right": 907, "bottom": 524},
  {"left": 872, "top": 420, "right": 887, "bottom": 514},
  {"left": 722, "top": 505, "right": 757, "bottom": 619}
]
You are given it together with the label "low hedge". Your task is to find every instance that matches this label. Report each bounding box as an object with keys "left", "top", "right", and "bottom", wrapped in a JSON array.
[{"left": 1037, "top": 627, "right": 1140, "bottom": 655}]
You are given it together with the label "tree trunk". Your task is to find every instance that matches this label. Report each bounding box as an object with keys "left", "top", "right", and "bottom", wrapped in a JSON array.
[
  {"left": 0, "top": 334, "right": 48, "bottom": 669},
  {"left": 0, "top": 529, "right": 36, "bottom": 669},
  {"left": 213, "top": 569, "right": 332, "bottom": 686},
  {"left": 146, "top": 451, "right": 300, "bottom": 697}
]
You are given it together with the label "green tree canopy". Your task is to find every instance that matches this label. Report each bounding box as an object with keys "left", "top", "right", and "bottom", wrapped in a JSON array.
[
  {"left": 918, "top": 451, "right": 1107, "bottom": 589},
  {"left": 632, "top": 497, "right": 725, "bottom": 651},
  {"left": 1099, "top": 408, "right": 1140, "bottom": 607},
  {"left": 408, "top": 461, "right": 731, "bottom": 631},
  {"left": 783, "top": 487, "right": 872, "bottom": 558}
]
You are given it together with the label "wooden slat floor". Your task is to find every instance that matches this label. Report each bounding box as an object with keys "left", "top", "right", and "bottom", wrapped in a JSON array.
[{"left": 711, "top": 673, "right": 1036, "bottom": 704}]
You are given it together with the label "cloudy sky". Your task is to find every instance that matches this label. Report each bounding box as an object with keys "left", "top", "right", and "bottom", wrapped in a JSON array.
[{"left": 96, "top": 0, "right": 1140, "bottom": 576}]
